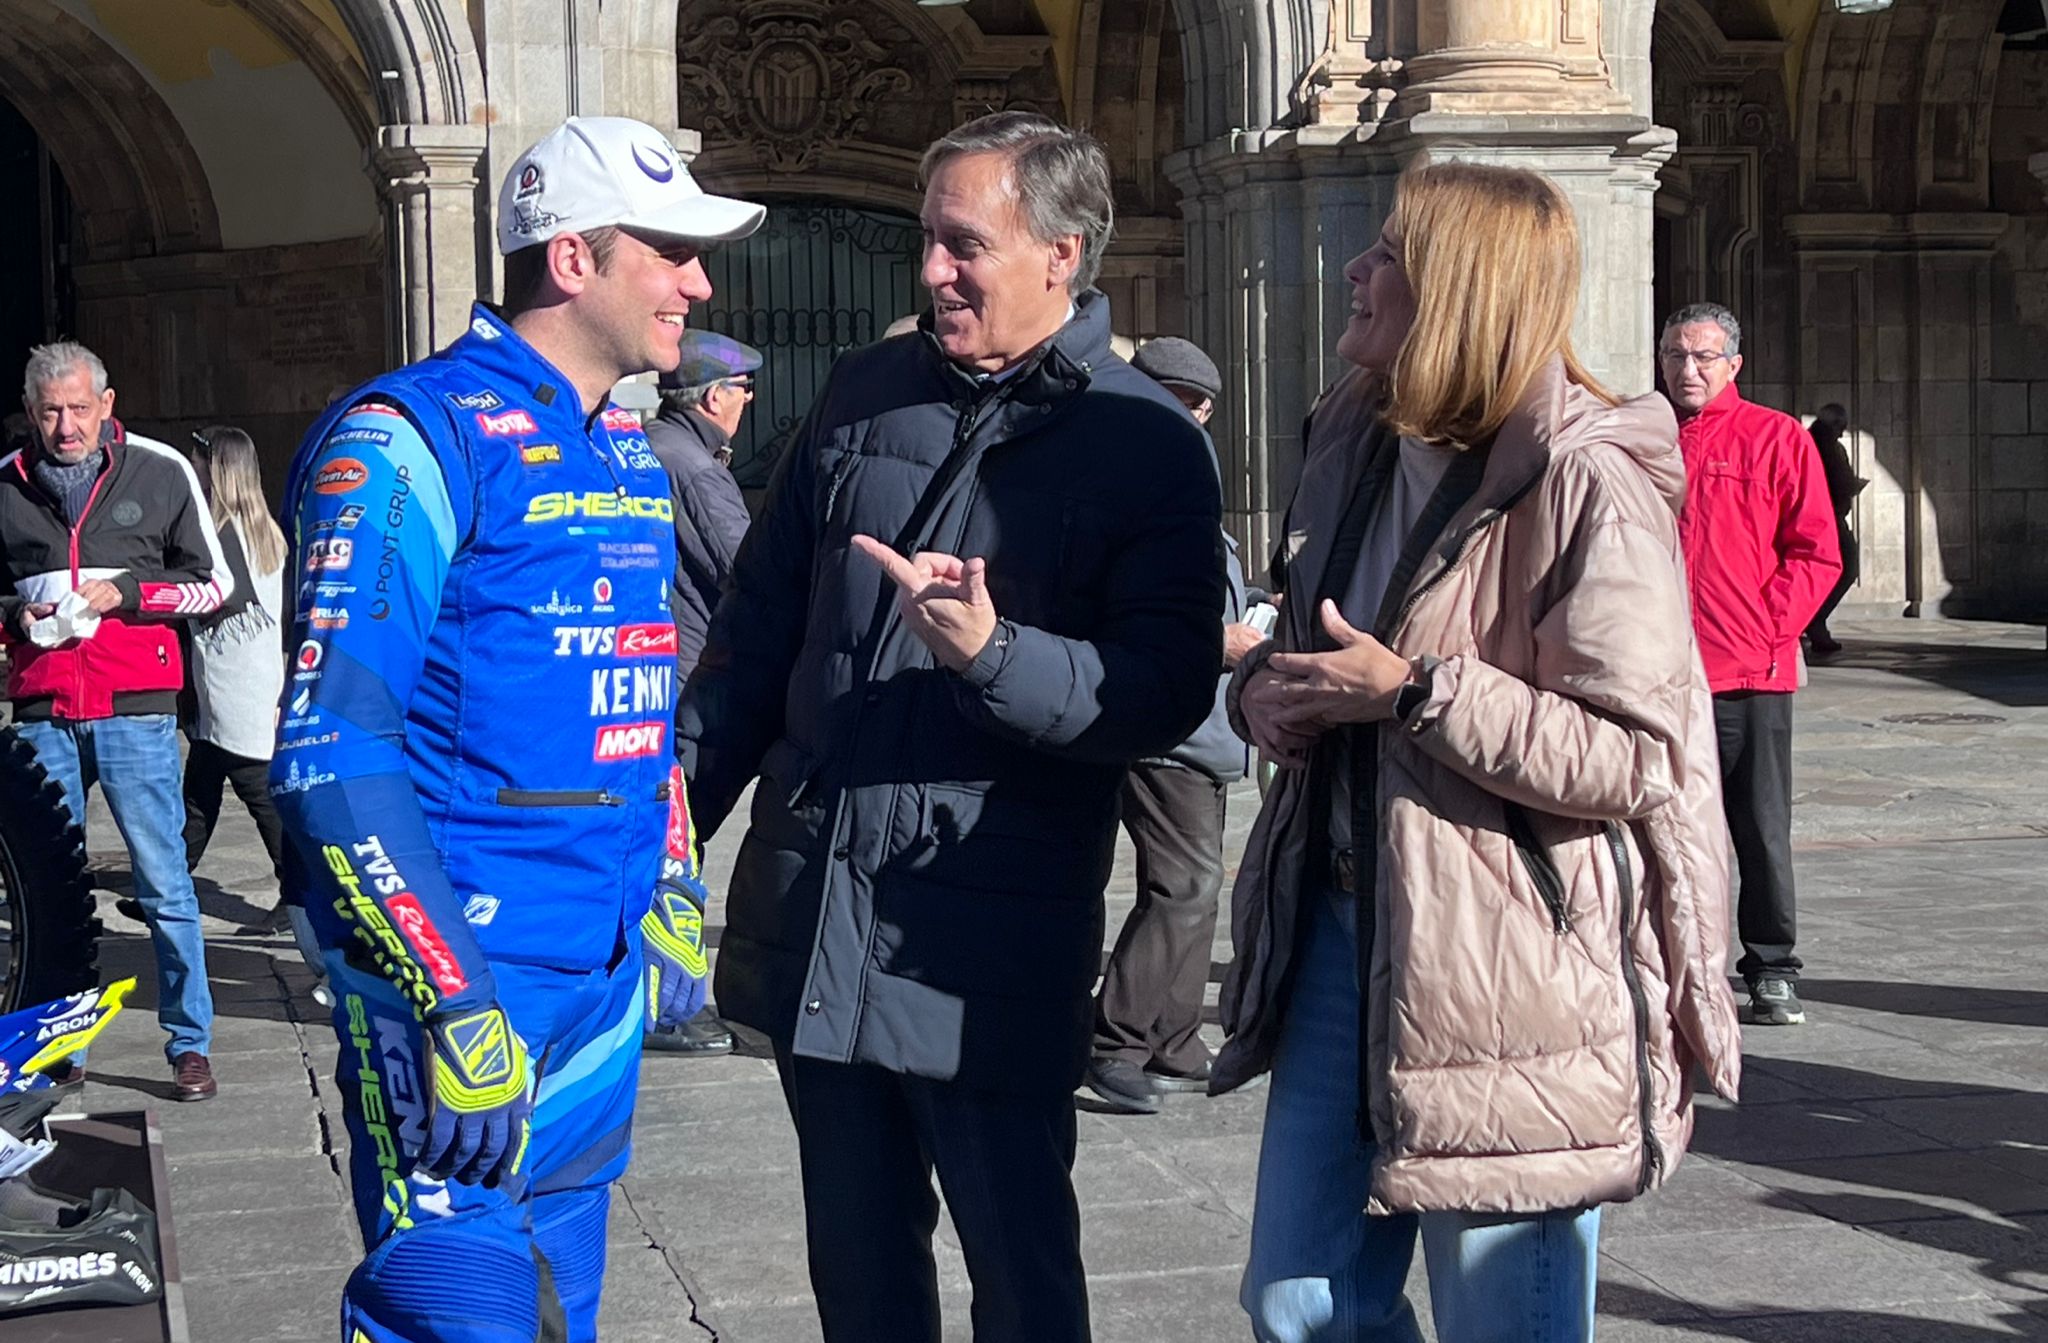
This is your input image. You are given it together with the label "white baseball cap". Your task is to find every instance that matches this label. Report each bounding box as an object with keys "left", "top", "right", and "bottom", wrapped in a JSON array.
[{"left": 496, "top": 116, "right": 765, "bottom": 256}]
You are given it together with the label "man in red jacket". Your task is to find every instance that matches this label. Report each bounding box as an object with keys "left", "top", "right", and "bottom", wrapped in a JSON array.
[
  {"left": 1660, "top": 303, "right": 1841, "bottom": 1026},
  {"left": 2, "top": 342, "right": 231, "bottom": 1096}
]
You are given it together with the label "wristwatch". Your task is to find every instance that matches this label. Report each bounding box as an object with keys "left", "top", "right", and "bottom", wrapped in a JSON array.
[{"left": 1392, "top": 658, "right": 1432, "bottom": 723}]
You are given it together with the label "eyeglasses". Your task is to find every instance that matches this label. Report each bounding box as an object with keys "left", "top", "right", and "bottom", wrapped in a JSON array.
[
  {"left": 1658, "top": 348, "right": 1733, "bottom": 370},
  {"left": 721, "top": 378, "right": 755, "bottom": 397}
]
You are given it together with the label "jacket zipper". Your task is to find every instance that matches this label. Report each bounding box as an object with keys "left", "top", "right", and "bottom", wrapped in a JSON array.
[
  {"left": 822, "top": 452, "right": 856, "bottom": 525},
  {"left": 1385, "top": 511, "right": 1496, "bottom": 640},
  {"left": 1503, "top": 803, "right": 1571, "bottom": 932},
  {"left": 496, "top": 788, "right": 626, "bottom": 808},
  {"left": 1605, "top": 819, "right": 1664, "bottom": 1193},
  {"left": 65, "top": 468, "right": 112, "bottom": 714}
]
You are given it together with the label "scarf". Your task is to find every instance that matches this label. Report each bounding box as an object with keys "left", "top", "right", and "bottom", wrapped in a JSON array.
[{"left": 30, "top": 447, "right": 105, "bottom": 526}]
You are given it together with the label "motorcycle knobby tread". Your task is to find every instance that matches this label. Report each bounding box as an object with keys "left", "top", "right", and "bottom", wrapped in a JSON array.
[{"left": 0, "top": 728, "right": 100, "bottom": 1011}]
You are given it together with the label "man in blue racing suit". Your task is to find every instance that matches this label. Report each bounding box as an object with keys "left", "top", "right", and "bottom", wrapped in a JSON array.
[{"left": 270, "top": 116, "right": 763, "bottom": 1342}]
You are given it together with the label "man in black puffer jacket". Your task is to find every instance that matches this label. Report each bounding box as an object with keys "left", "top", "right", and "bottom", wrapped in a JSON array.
[{"left": 678, "top": 113, "right": 1224, "bottom": 1342}]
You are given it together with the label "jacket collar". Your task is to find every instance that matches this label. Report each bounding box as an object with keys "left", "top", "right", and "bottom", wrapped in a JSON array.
[
  {"left": 1682, "top": 381, "right": 1745, "bottom": 423},
  {"left": 14, "top": 418, "right": 121, "bottom": 492},
  {"left": 923, "top": 288, "right": 1112, "bottom": 418},
  {"left": 448, "top": 303, "right": 612, "bottom": 427},
  {"left": 657, "top": 404, "right": 729, "bottom": 453}
]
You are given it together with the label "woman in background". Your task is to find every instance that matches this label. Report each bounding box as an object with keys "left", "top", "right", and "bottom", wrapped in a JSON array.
[{"left": 183, "top": 427, "right": 291, "bottom": 918}]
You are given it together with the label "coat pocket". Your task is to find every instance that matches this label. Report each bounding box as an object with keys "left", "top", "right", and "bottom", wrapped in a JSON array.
[
  {"left": 1504, "top": 802, "right": 1572, "bottom": 933},
  {"left": 897, "top": 781, "right": 1110, "bottom": 896}
]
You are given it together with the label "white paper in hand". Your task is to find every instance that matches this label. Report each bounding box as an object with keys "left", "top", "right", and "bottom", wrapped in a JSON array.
[{"left": 27, "top": 591, "right": 103, "bottom": 648}]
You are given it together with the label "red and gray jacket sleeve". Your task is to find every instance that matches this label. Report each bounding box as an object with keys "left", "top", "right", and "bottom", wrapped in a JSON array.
[{"left": 111, "top": 440, "right": 236, "bottom": 619}]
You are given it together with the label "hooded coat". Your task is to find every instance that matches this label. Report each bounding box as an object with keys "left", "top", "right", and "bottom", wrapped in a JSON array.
[{"left": 1219, "top": 356, "right": 1742, "bottom": 1214}]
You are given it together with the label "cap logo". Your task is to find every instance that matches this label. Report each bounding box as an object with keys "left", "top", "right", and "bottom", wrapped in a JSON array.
[{"left": 632, "top": 143, "right": 675, "bottom": 183}]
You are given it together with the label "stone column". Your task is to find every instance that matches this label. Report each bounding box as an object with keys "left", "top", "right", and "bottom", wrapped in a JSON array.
[
  {"left": 370, "top": 123, "right": 491, "bottom": 364},
  {"left": 1170, "top": 0, "right": 1665, "bottom": 578}
]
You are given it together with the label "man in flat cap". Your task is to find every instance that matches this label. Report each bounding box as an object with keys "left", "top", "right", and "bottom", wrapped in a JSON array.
[
  {"left": 1085, "top": 336, "right": 1268, "bottom": 1115},
  {"left": 643, "top": 329, "right": 761, "bottom": 1055}
]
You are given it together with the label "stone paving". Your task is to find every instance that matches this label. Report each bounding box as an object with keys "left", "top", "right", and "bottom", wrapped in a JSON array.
[{"left": 55, "top": 616, "right": 2048, "bottom": 1341}]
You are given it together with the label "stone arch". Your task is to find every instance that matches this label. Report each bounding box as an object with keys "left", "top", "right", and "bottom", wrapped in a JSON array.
[
  {"left": 1168, "top": 0, "right": 1324, "bottom": 143},
  {"left": 230, "top": 0, "right": 380, "bottom": 146},
  {"left": 1651, "top": 0, "right": 1789, "bottom": 339},
  {"left": 1796, "top": 0, "right": 2006, "bottom": 213},
  {"left": 326, "top": 0, "right": 483, "bottom": 126},
  {"left": 0, "top": 0, "right": 221, "bottom": 261}
]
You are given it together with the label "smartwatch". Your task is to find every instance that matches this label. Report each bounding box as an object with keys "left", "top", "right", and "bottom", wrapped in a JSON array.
[{"left": 1392, "top": 658, "right": 1432, "bottom": 723}]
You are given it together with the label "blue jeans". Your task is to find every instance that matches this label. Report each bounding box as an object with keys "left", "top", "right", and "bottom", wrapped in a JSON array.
[
  {"left": 1242, "top": 894, "right": 1599, "bottom": 1343},
  {"left": 16, "top": 715, "right": 214, "bottom": 1060}
]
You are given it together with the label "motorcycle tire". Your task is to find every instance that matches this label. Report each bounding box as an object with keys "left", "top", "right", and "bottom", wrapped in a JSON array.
[{"left": 0, "top": 728, "right": 99, "bottom": 1013}]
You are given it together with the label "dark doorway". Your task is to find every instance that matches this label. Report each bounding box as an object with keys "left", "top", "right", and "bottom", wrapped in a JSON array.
[
  {"left": 0, "top": 99, "right": 73, "bottom": 402},
  {"left": 697, "top": 199, "right": 923, "bottom": 489}
]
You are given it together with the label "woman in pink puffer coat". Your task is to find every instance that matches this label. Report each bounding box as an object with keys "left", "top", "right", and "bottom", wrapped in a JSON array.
[{"left": 1222, "top": 163, "right": 1742, "bottom": 1342}]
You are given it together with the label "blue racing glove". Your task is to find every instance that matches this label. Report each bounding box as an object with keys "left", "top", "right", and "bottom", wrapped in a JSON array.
[
  {"left": 644, "top": 765, "right": 712, "bottom": 1031},
  {"left": 642, "top": 880, "right": 709, "bottom": 1030},
  {"left": 418, "top": 1005, "right": 532, "bottom": 1189}
]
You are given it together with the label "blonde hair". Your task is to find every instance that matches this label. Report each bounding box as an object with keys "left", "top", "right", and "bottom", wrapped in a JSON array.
[
  {"left": 1382, "top": 162, "right": 1616, "bottom": 445},
  {"left": 191, "top": 426, "right": 286, "bottom": 576}
]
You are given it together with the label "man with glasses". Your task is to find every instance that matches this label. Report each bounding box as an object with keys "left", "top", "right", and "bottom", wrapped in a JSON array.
[
  {"left": 643, "top": 330, "right": 761, "bottom": 1055},
  {"left": 1658, "top": 302, "right": 1839, "bottom": 1028}
]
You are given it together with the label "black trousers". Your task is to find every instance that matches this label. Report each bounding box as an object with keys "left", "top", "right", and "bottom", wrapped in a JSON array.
[
  {"left": 182, "top": 738, "right": 286, "bottom": 879},
  {"left": 775, "top": 1048, "right": 1090, "bottom": 1343},
  {"left": 1808, "top": 520, "right": 1858, "bottom": 638},
  {"left": 1092, "top": 760, "right": 1227, "bottom": 1074},
  {"left": 1714, "top": 691, "right": 1801, "bottom": 983}
]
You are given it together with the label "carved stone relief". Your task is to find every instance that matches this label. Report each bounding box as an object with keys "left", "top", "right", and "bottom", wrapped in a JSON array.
[{"left": 678, "top": 1, "right": 929, "bottom": 171}]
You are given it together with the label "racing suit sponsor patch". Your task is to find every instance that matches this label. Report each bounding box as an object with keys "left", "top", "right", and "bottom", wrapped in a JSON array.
[
  {"left": 593, "top": 722, "right": 665, "bottom": 762},
  {"left": 523, "top": 492, "right": 673, "bottom": 525},
  {"left": 306, "top": 537, "right": 353, "bottom": 572},
  {"left": 551, "top": 624, "right": 677, "bottom": 658},
  {"left": 446, "top": 389, "right": 504, "bottom": 412},
  {"left": 476, "top": 409, "right": 538, "bottom": 437},
  {"left": 324, "top": 845, "right": 440, "bottom": 1017},
  {"left": 387, "top": 893, "right": 471, "bottom": 996},
  {"left": 589, "top": 664, "right": 673, "bottom": 717},
  {"left": 315, "top": 459, "right": 370, "bottom": 494},
  {"left": 520, "top": 443, "right": 562, "bottom": 466}
]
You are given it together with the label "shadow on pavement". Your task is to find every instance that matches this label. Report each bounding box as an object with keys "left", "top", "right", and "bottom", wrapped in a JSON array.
[
  {"left": 1794, "top": 979, "right": 2048, "bottom": 1024},
  {"left": 1815, "top": 638, "right": 2048, "bottom": 709},
  {"left": 1600, "top": 1282, "right": 2044, "bottom": 1340},
  {"left": 87, "top": 1070, "right": 182, "bottom": 1102},
  {"left": 89, "top": 862, "right": 281, "bottom": 927},
  {"left": 1693, "top": 1055, "right": 2048, "bottom": 1319}
]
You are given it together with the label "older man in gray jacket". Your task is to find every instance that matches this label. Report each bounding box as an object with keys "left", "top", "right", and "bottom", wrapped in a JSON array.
[{"left": 1084, "top": 337, "right": 1264, "bottom": 1116}]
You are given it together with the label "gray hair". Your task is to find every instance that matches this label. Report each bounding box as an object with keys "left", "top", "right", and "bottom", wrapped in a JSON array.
[
  {"left": 658, "top": 386, "right": 714, "bottom": 416},
  {"left": 1659, "top": 303, "right": 1741, "bottom": 358},
  {"left": 919, "top": 112, "right": 1115, "bottom": 296},
  {"left": 23, "top": 341, "right": 109, "bottom": 401}
]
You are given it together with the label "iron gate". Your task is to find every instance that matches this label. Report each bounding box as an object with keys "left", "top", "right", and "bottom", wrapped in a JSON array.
[{"left": 699, "top": 200, "right": 923, "bottom": 489}]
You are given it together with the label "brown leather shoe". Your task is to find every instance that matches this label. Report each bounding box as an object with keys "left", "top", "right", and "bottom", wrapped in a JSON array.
[{"left": 171, "top": 1052, "right": 216, "bottom": 1102}]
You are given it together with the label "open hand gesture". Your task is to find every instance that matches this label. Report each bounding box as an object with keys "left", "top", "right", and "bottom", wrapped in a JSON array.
[
  {"left": 1240, "top": 601, "right": 1411, "bottom": 766},
  {"left": 850, "top": 535, "right": 1000, "bottom": 673}
]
